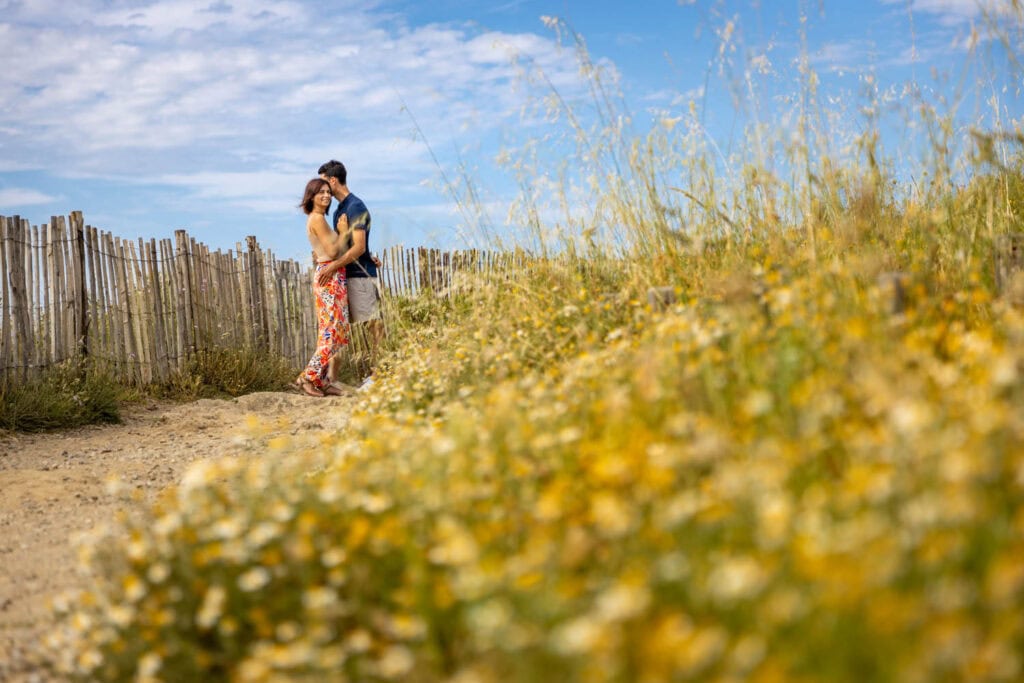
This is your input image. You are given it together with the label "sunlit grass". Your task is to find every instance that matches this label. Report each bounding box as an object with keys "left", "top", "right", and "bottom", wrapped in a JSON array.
[{"left": 43, "top": 6, "right": 1024, "bottom": 682}]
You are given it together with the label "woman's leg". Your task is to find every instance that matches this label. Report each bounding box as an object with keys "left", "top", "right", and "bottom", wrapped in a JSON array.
[{"left": 300, "top": 268, "right": 350, "bottom": 391}]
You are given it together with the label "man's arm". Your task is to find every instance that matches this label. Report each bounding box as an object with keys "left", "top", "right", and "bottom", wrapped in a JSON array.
[{"left": 317, "top": 229, "right": 367, "bottom": 286}]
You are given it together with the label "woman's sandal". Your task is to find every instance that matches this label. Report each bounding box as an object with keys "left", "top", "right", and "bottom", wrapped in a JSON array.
[{"left": 294, "top": 377, "right": 324, "bottom": 397}]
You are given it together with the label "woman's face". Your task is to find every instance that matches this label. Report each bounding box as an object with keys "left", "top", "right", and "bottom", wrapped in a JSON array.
[{"left": 314, "top": 184, "right": 332, "bottom": 210}]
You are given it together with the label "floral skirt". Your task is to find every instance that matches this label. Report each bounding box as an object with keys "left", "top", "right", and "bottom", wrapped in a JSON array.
[{"left": 301, "top": 265, "right": 350, "bottom": 390}]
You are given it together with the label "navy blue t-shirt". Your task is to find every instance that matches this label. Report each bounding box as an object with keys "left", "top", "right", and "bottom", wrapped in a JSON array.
[{"left": 332, "top": 193, "right": 376, "bottom": 279}]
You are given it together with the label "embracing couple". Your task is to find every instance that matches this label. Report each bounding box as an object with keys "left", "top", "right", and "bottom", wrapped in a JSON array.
[{"left": 295, "top": 159, "right": 384, "bottom": 398}]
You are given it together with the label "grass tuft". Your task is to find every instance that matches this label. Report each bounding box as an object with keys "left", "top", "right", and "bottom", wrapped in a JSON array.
[
  {"left": 0, "top": 360, "right": 121, "bottom": 433},
  {"left": 153, "top": 346, "right": 299, "bottom": 400}
]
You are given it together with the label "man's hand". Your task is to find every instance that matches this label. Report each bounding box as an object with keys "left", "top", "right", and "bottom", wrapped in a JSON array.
[{"left": 317, "top": 260, "right": 343, "bottom": 287}]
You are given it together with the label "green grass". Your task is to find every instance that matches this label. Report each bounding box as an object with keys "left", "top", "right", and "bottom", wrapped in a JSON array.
[
  {"left": 0, "top": 360, "right": 122, "bottom": 432},
  {"left": 0, "top": 346, "right": 305, "bottom": 432}
]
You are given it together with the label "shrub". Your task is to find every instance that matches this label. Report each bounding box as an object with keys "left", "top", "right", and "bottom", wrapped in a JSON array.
[
  {"left": 154, "top": 346, "right": 298, "bottom": 400},
  {"left": 0, "top": 360, "right": 121, "bottom": 432}
]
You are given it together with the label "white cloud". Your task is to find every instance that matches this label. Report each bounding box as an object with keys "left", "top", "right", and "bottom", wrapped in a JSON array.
[
  {"left": 881, "top": 0, "right": 1022, "bottom": 25},
  {"left": 156, "top": 135, "right": 435, "bottom": 208},
  {"left": 0, "top": 1, "right": 584, "bottom": 174},
  {"left": 0, "top": 0, "right": 598, "bottom": 252},
  {"left": 91, "top": 0, "right": 308, "bottom": 36},
  {"left": 0, "top": 188, "right": 58, "bottom": 208},
  {"left": 810, "top": 40, "right": 878, "bottom": 72}
]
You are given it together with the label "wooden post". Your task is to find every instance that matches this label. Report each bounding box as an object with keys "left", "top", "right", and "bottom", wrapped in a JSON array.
[
  {"left": 85, "top": 224, "right": 100, "bottom": 360},
  {"left": 203, "top": 246, "right": 217, "bottom": 348},
  {"left": 877, "top": 272, "right": 910, "bottom": 317},
  {"left": 126, "top": 240, "right": 150, "bottom": 383},
  {"left": 8, "top": 217, "right": 32, "bottom": 380},
  {"left": 55, "top": 216, "right": 73, "bottom": 362},
  {"left": 297, "top": 261, "right": 309, "bottom": 367},
  {"left": 443, "top": 251, "right": 451, "bottom": 297},
  {"left": 246, "top": 236, "right": 268, "bottom": 352},
  {"left": 70, "top": 211, "right": 88, "bottom": 357},
  {"left": 147, "top": 239, "right": 168, "bottom": 381},
  {"left": 103, "top": 232, "right": 125, "bottom": 378},
  {"left": 161, "top": 239, "right": 176, "bottom": 370},
  {"left": 994, "top": 233, "right": 1024, "bottom": 302},
  {"left": 24, "top": 219, "right": 38, "bottom": 380},
  {"left": 221, "top": 250, "right": 233, "bottom": 346},
  {"left": 647, "top": 286, "right": 677, "bottom": 312},
  {"left": 385, "top": 246, "right": 397, "bottom": 296},
  {"left": 259, "top": 246, "right": 271, "bottom": 352},
  {"left": 0, "top": 217, "right": 11, "bottom": 382},
  {"left": 190, "top": 239, "right": 206, "bottom": 347},
  {"left": 161, "top": 238, "right": 182, "bottom": 371},
  {"left": 301, "top": 261, "right": 313, "bottom": 359},
  {"left": 211, "top": 250, "right": 226, "bottom": 346},
  {"left": 267, "top": 255, "right": 278, "bottom": 358},
  {"left": 114, "top": 238, "right": 138, "bottom": 383},
  {"left": 235, "top": 242, "right": 251, "bottom": 347},
  {"left": 417, "top": 247, "right": 429, "bottom": 293},
  {"left": 32, "top": 224, "right": 42, "bottom": 377},
  {"left": 387, "top": 245, "right": 398, "bottom": 296},
  {"left": 174, "top": 230, "right": 195, "bottom": 357},
  {"left": 265, "top": 250, "right": 279, "bottom": 357},
  {"left": 201, "top": 243, "right": 216, "bottom": 347},
  {"left": 90, "top": 227, "right": 108, "bottom": 370},
  {"left": 382, "top": 246, "right": 393, "bottom": 296},
  {"left": 407, "top": 248, "right": 416, "bottom": 296},
  {"left": 46, "top": 219, "right": 59, "bottom": 363}
]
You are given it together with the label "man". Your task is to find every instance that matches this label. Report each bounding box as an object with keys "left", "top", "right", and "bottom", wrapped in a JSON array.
[{"left": 316, "top": 159, "right": 385, "bottom": 388}]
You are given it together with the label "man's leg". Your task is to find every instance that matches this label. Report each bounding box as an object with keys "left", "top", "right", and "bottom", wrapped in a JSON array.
[
  {"left": 348, "top": 278, "right": 384, "bottom": 379},
  {"left": 365, "top": 318, "right": 385, "bottom": 368},
  {"left": 327, "top": 347, "right": 347, "bottom": 384}
]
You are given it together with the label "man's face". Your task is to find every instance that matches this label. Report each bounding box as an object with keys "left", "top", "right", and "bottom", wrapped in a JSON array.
[{"left": 320, "top": 174, "right": 339, "bottom": 196}]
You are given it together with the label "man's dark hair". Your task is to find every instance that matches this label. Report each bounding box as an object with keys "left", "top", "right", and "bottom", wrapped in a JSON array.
[{"left": 318, "top": 159, "right": 347, "bottom": 185}]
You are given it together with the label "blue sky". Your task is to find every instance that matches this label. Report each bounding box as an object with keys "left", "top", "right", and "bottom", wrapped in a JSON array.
[{"left": 0, "top": 0, "right": 1020, "bottom": 262}]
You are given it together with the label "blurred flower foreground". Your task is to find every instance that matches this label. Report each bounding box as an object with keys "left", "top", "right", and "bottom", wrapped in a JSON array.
[
  {"left": 46, "top": 214, "right": 1024, "bottom": 682},
  {"left": 44, "top": 14, "right": 1024, "bottom": 679}
]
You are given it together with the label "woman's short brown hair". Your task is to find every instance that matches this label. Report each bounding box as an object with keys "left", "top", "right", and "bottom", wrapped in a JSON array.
[{"left": 299, "top": 178, "right": 330, "bottom": 215}]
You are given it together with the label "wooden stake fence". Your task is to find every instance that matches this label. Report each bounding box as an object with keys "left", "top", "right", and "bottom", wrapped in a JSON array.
[{"left": 0, "top": 212, "right": 522, "bottom": 387}]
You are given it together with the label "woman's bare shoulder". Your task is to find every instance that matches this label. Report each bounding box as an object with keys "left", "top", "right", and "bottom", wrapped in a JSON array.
[{"left": 307, "top": 213, "right": 330, "bottom": 231}]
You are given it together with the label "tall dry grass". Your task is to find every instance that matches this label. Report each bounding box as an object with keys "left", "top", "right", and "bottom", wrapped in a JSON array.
[{"left": 44, "top": 5, "right": 1024, "bottom": 682}]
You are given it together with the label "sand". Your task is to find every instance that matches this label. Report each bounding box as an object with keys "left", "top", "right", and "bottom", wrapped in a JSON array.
[{"left": 0, "top": 390, "right": 355, "bottom": 682}]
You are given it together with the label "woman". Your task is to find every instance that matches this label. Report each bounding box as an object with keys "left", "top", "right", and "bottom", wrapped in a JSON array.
[{"left": 295, "top": 178, "right": 351, "bottom": 397}]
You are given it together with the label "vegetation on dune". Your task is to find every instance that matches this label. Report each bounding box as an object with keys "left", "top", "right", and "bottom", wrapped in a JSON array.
[
  {"left": 0, "top": 360, "right": 122, "bottom": 432},
  {"left": 43, "top": 6, "right": 1024, "bottom": 683},
  {"left": 0, "top": 345, "right": 301, "bottom": 432},
  {"left": 151, "top": 346, "right": 299, "bottom": 401}
]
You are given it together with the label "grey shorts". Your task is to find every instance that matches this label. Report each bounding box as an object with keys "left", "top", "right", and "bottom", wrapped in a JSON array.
[{"left": 348, "top": 277, "right": 381, "bottom": 323}]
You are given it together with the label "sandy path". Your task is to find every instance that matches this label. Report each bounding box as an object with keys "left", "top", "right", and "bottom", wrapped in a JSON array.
[{"left": 0, "top": 391, "right": 355, "bottom": 682}]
